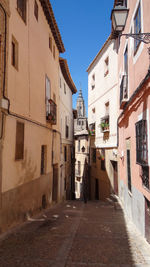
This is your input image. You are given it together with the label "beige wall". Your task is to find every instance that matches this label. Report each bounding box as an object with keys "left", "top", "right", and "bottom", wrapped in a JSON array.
[{"left": 0, "top": 0, "right": 62, "bottom": 232}]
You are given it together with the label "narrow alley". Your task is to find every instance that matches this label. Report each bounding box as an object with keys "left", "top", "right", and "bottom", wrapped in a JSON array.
[{"left": 0, "top": 200, "right": 150, "bottom": 267}]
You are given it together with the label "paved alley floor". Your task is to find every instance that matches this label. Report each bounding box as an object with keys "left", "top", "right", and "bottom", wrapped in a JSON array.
[{"left": 0, "top": 200, "right": 150, "bottom": 267}]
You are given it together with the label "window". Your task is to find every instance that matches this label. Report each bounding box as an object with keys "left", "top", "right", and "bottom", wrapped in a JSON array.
[
  {"left": 64, "top": 83, "right": 66, "bottom": 94},
  {"left": 92, "top": 107, "right": 95, "bottom": 113},
  {"left": 78, "top": 161, "right": 81, "bottom": 175},
  {"left": 49, "top": 36, "right": 52, "bottom": 51},
  {"left": 64, "top": 146, "right": 67, "bottom": 161},
  {"left": 34, "top": 0, "right": 38, "bottom": 21},
  {"left": 100, "top": 116, "right": 109, "bottom": 132},
  {"left": 123, "top": 0, "right": 127, "bottom": 7},
  {"left": 11, "top": 36, "right": 18, "bottom": 70},
  {"left": 53, "top": 45, "right": 55, "bottom": 58},
  {"left": 17, "top": 0, "right": 26, "bottom": 23},
  {"left": 91, "top": 73, "right": 95, "bottom": 90},
  {"left": 92, "top": 148, "right": 96, "bottom": 163},
  {"left": 45, "top": 75, "right": 51, "bottom": 118},
  {"left": 134, "top": 4, "right": 141, "bottom": 54},
  {"left": 141, "top": 166, "right": 149, "bottom": 189},
  {"left": 15, "top": 122, "right": 24, "bottom": 160},
  {"left": 120, "top": 46, "right": 128, "bottom": 107},
  {"left": 135, "top": 120, "right": 148, "bottom": 165},
  {"left": 101, "top": 159, "right": 105, "bottom": 171},
  {"left": 89, "top": 123, "right": 95, "bottom": 135},
  {"left": 65, "top": 116, "right": 69, "bottom": 138},
  {"left": 127, "top": 149, "right": 132, "bottom": 192},
  {"left": 105, "top": 102, "right": 109, "bottom": 116},
  {"left": 104, "top": 56, "right": 109, "bottom": 77},
  {"left": 78, "top": 140, "right": 80, "bottom": 152},
  {"left": 41, "top": 145, "right": 47, "bottom": 175}
]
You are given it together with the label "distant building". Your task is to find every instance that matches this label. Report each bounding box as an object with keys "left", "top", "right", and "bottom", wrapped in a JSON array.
[
  {"left": 59, "top": 57, "right": 77, "bottom": 200},
  {"left": 74, "top": 89, "right": 89, "bottom": 199},
  {"left": 87, "top": 36, "right": 118, "bottom": 200},
  {"left": 74, "top": 89, "right": 87, "bottom": 133}
]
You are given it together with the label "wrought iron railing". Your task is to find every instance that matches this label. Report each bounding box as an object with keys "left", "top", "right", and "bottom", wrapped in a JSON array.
[{"left": 46, "top": 99, "right": 57, "bottom": 125}]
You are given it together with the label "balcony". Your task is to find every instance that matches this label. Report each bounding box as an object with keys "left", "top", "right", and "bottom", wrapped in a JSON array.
[
  {"left": 88, "top": 123, "right": 95, "bottom": 136},
  {"left": 100, "top": 116, "right": 109, "bottom": 133},
  {"left": 46, "top": 99, "right": 57, "bottom": 125},
  {"left": 120, "top": 74, "right": 128, "bottom": 109}
]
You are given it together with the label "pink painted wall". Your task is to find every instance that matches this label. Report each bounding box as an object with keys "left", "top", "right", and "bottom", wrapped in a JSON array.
[{"left": 118, "top": 0, "right": 150, "bottom": 201}]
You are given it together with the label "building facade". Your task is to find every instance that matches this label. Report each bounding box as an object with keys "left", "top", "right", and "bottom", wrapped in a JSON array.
[
  {"left": 111, "top": 0, "right": 150, "bottom": 243},
  {"left": 87, "top": 37, "right": 118, "bottom": 200},
  {"left": 59, "top": 57, "right": 77, "bottom": 200},
  {"left": 0, "top": 0, "right": 65, "bottom": 232}
]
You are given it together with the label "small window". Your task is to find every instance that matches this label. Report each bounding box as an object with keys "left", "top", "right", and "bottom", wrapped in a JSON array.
[
  {"left": 78, "top": 161, "right": 81, "bottom": 175},
  {"left": 127, "top": 149, "right": 132, "bottom": 192},
  {"left": 92, "top": 107, "right": 95, "bottom": 113},
  {"left": 101, "top": 159, "right": 105, "bottom": 171},
  {"left": 34, "top": 0, "right": 38, "bottom": 21},
  {"left": 78, "top": 140, "right": 80, "bottom": 152},
  {"left": 64, "top": 83, "right": 66, "bottom": 94},
  {"left": 92, "top": 148, "right": 96, "bottom": 163},
  {"left": 41, "top": 145, "right": 47, "bottom": 175},
  {"left": 49, "top": 36, "right": 52, "bottom": 51},
  {"left": 15, "top": 122, "right": 24, "bottom": 160},
  {"left": 134, "top": 4, "right": 141, "bottom": 54},
  {"left": 11, "top": 36, "right": 18, "bottom": 70},
  {"left": 123, "top": 0, "right": 127, "bottom": 7},
  {"left": 64, "top": 146, "right": 67, "bottom": 161},
  {"left": 141, "top": 166, "right": 149, "bottom": 189},
  {"left": 105, "top": 102, "right": 109, "bottom": 116},
  {"left": 53, "top": 45, "right": 55, "bottom": 58},
  {"left": 91, "top": 74, "right": 95, "bottom": 90},
  {"left": 17, "top": 0, "right": 27, "bottom": 23},
  {"left": 104, "top": 56, "right": 109, "bottom": 77},
  {"left": 65, "top": 116, "right": 69, "bottom": 138}
]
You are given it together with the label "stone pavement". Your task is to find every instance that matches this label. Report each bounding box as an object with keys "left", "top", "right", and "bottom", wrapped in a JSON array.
[{"left": 0, "top": 200, "right": 150, "bottom": 267}]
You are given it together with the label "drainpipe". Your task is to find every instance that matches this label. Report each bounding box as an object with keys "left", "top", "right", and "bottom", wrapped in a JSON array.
[{"left": 0, "top": 4, "right": 10, "bottom": 139}]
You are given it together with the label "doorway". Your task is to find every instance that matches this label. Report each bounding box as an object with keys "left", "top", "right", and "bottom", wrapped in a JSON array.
[
  {"left": 111, "top": 161, "right": 118, "bottom": 195},
  {"left": 95, "top": 179, "right": 99, "bottom": 200}
]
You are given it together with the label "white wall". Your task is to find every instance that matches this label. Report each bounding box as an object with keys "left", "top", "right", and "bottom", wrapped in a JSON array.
[{"left": 88, "top": 40, "right": 118, "bottom": 148}]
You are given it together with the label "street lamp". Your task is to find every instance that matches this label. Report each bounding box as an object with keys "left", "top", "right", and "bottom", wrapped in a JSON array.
[
  {"left": 111, "top": 4, "right": 129, "bottom": 33},
  {"left": 111, "top": 3, "right": 150, "bottom": 44}
]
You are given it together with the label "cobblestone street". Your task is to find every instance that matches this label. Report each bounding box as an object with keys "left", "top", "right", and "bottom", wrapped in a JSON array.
[{"left": 0, "top": 200, "right": 150, "bottom": 267}]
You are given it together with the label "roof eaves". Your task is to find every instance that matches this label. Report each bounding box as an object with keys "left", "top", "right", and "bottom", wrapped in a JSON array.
[
  {"left": 59, "top": 57, "right": 77, "bottom": 94},
  {"left": 86, "top": 35, "right": 112, "bottom": 72},
  {"left": 39, "top": 0, "right": 65, "bottom": 53}
]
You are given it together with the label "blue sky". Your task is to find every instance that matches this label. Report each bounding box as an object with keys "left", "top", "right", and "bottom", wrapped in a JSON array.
[{"left": 50, "top": 0, "right": 114, "bottom": 114}]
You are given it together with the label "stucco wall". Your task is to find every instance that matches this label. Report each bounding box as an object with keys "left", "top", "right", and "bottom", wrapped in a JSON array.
[
  {"left": 119, "top": 179, "right": 145, "bottom": 236},
  {"left": 88, "top": 40, "right": 118, "bottom": 148}
]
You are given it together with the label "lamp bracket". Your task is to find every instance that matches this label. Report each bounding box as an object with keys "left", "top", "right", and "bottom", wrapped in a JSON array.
[{"left": 120, "top": 33, "right": 150, "bottom": 44}]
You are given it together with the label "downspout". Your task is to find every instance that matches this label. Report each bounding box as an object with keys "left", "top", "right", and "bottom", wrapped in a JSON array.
[{"left": 0, "top": 3, "right": 10, "bottom": 139}]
